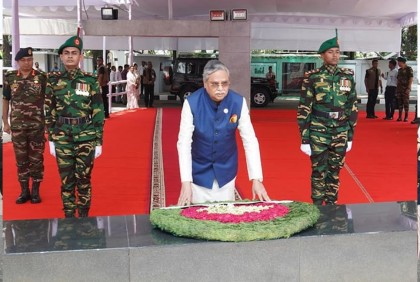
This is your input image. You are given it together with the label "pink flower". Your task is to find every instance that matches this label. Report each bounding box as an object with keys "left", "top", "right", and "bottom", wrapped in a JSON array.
[{"left": 181, "top": 203, "right": 289, "bottom": 224}]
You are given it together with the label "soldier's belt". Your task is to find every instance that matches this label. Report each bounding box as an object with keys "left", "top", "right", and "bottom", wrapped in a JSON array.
[
  {"left": 312, "top": 109, "right": 344, "bottom": 120},
  {"left": 58, "top": 116, "right": 91, "bottom": 125}
]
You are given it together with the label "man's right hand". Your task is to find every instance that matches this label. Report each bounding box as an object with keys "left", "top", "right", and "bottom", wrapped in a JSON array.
[
  {"left": 49, "top": 141, "right": 56, "bottom": 157},
  {"left": 3, "top": 123, "right": 11, "bottom": 134},
  {"left": 300, "top": 144, "right": 311, "bottom": 156},
  {"left": 177, "top": 182, "right": 193, "bottom": 206}
]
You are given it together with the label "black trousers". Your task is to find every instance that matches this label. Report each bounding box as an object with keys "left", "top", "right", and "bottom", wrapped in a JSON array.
[
  {"left": 101, "top": 86, "right": 110, "bottom": 117},
  {"left": 384, "top": 86, "right": 396, "bottom": 118},
  {"left": 144, "top": 84, "right": 154, "bottom": 107},
  {"left": 366, "top": 89, "right": 379, "bottom": 117}
]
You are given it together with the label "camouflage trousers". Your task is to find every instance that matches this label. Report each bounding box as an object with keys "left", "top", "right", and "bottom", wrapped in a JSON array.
[
  {"left": 310, "top": 129, "right": 348, "bottom": 205},
  {"left": 11, "top": 127, "right": 46, "bottom": 183},
  {"left": 396, "top": 90, "right": 410, "bottom": 112},
  {"left": 54, "top": 140, "right": 96, "bottom": 215}
]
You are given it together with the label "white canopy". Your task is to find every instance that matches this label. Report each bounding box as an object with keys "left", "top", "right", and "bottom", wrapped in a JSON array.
[{"left": 3, "top": 0, "right": 417, "bottom": 52}]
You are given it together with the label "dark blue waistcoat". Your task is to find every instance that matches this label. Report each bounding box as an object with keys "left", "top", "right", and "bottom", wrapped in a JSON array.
[{"left": 187, "top": 88, "right": 243, "bottom": 189}]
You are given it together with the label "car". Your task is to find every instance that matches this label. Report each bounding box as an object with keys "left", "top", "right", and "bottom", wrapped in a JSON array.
[{"left": 164, "top": 57, "right": 278, "bottom": 107}]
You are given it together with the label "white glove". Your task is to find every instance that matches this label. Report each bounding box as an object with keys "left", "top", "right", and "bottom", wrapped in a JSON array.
[
  {"left": 300, "top": 144, "right": 311, "bottom": 156},
  {"left": 346, "top": 141, "right": 353, "bottom": 152},
  {"left": 49, "top": 141, "right": 56, "bottom": 157},
  {"left": 95, "top": 146, "right": 102, "bottom": 159}
]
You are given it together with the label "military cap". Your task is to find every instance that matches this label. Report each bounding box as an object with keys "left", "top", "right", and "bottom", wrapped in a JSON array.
[
  {"left": 15, "top": 47, "right": 33, "bottom": 61},
  {"left": 318, "top": 29, "right": 340, "bottom": 54},
  {"left": 58, "top": 36, "right": 83, "bottom": 54},
  {"left": 397, "top": 56, "right": 407, "bottom": 63}
]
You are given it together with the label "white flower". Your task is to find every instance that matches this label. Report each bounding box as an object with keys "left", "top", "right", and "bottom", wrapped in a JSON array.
[{"left": 197, "top": 203, "right": 274, "bottom": 215}]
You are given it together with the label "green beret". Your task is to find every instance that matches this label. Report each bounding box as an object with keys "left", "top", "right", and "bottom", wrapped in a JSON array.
[
  {"left": 58, "top": 36, "right": 83, "bottom": 54},
  {"left": 318, "top": 36, "right": 339, "bottom": 54},
  {"left": 15, "top": 47, "right": 33, "bottom": 61},
  {"left": 397, "top": 56, "right": 407, "bottom": 63}
]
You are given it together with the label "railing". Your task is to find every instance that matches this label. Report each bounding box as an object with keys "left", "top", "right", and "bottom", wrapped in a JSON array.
[{"left": 107, "top": 80, "right": 127, "bottom": 114}]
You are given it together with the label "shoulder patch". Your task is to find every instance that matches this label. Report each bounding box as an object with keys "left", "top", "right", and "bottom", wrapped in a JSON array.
[
  {"left": 304, "top": 68, "right": 320, "bottom": 78},
  {"left": 5, "top": 70, "right": 17, "bottom": 77},
  {"left": 83, "top": 72, "right": 94, "bottom": 77},
  {"left": 48, "top": 71, "right": 61, "bottom": 77},
  {"left": 340, "top": 68, "right": 354, "bottom": 75}
]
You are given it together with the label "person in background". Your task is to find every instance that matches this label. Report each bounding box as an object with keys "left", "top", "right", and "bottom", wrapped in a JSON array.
[
  {"left": 140, "top": 61, "right": 147, "bottom": 97},
  {"left": 45, "top": 35, "right": 105, "bottom": 217},
  {"left": 297, "top": 30, "right": 358, "bottom": 205},
  {"left": 115, "top": 66, "right": 123, "bottom": 102},
  {"left": 109, "top": 65, "right": 117, "bottom": 99},
  {"left": 381, "top": 59, "right": 398, "bottom": 120},
  {"left": 120, "top": 64, "right": 129, "bottom": 104},
  {"left": 51, "top": 62, "right": 60, "bottom": 72},
  {"left": 395, "top": 56, "right": 413, "bottom": 122},
  {"left": 177, "top": 60, "right": 271, "bottom": 205},
  {"left": 96, "top": 56, "right": 110, "bottom": 118},
  {"left": 142, "top": 61, "right": 156, "bottom": 108},
  {"left": 265, "top": 66, "right": 276, "bottom": 88},
  {"left": 2, "top": 47, "right": 48, "bottom": 204},
  {"left": 126, "top": 65, "right": 139, "bottom": 109},
  {"left": 34, "top": 62, "right": 42, "bottom": 72},
  {"left": 364, "top": 59, "right": 382, "bottom": 119}
]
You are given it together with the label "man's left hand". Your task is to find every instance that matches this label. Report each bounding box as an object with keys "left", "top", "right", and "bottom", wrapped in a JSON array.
[
  {"left": 252, "top": 179, "right": 271, "bottom": 201},
  {"left": 346, "top": 141, "right": 353, "bottom": 152},
  {"left": 95, "top": 146, "right": 102, "bottom": 158}
]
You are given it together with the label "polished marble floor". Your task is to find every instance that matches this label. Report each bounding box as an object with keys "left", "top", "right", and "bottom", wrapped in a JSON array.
[{"left": 3, "top": 201, "right": 416, "bottom": 254}]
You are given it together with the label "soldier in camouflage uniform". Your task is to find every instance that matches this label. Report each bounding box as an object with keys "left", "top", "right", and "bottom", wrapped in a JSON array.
[
  {"left": 297, "top": 30, "right": 358, "bottom": 205},
  {"left": 45, "top": 35, "right": 105, "bottom": 218},
  {"left": 2, "top": 47, "right": 47, "bottom": 204},
  {"left": 395, "top": 56, "right": 413, "bottom": 122}
]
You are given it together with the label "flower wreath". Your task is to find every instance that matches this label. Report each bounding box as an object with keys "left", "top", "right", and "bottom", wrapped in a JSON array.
[{"left": 150, "top": 201, "right": 320, "bottom": 242}]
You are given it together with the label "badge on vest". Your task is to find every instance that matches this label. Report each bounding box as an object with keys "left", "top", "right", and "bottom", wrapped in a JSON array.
[
  {"left": 75, "top": 83, "right": 90, "bottom": 96},
  {"left": 229, "top": 114, "right": 238, "bottom": 123},
  {"left": 339, "top": 78, "right": 351, "bottom": 92}
]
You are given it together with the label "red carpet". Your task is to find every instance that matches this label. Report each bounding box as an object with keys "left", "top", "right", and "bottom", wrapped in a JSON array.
[
  {"left": 161, "top": 108, "right": 416, "bottom": 205},
  {"left": 161, "top": 108, "right": 182, "bottom": 206},
  {"left": 3, "top": 108, "right": 156, "bottom": 220},
  {"left": 235, "top": 109, "right": 416, "bottom": 203},
  {"left": 4, "top": 106, "right": 416, "bottom": 220}
]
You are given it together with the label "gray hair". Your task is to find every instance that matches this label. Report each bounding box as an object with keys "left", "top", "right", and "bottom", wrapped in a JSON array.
[{"left": 203, "top": 60, "right": 230, "bottom": 82}]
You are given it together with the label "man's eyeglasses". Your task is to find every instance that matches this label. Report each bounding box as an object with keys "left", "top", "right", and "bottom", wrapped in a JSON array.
[{"left": 208, "top": 81, "right": 230, "bottom": 89}]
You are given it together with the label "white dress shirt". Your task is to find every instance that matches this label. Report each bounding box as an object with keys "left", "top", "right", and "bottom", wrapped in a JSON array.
[{"left": 384, "top": 68, "right": 398, "bottom": 87}]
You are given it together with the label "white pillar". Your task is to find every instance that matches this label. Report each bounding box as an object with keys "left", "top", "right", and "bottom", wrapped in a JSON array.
[
  {"left": 128, "top": 3, "right": 133, "bottom": 65},
  {"left": 11, "top": 0, "right": 20, "bottom": 70},
  {"left": 77, "top": 0, "right": 84, "bottom": 69},
  {"left": 103, "top": 36, "right": 106, "bottom": 62}
]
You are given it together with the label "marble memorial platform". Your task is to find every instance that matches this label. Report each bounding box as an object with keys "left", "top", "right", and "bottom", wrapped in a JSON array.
[{"left": 2, "top": 201, "right": 417, "bottom": 282}]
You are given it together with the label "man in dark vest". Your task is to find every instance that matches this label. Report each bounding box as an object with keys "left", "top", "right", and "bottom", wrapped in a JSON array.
[
  {"left": 364, "top": 59, "right": 382, "bottom": 119},
  {"left": 176, "top": 60, "right": 271, "bottom": 205}
]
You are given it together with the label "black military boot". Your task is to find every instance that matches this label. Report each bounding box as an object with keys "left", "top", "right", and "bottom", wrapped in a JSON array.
[
  {"left": 403, "top": 112, "right": 408, "bottom": 122},
  {"left": 31, "top": 181, "right": 42, "bottom": 204},
  {"left": 64, "top": 211, "right": 75, "bottom": 218},
  {"left": 397, "top": 111, "right": 402, "bottom": 121},
  {"left": 78, "top": 208, "right": 90, "bottom": 218},
  {"left": 312, "top": 199, "right": 324, "bottom": 206},
  {"left": 16, "top": 181, "right": 31, "bottom": 204}
]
